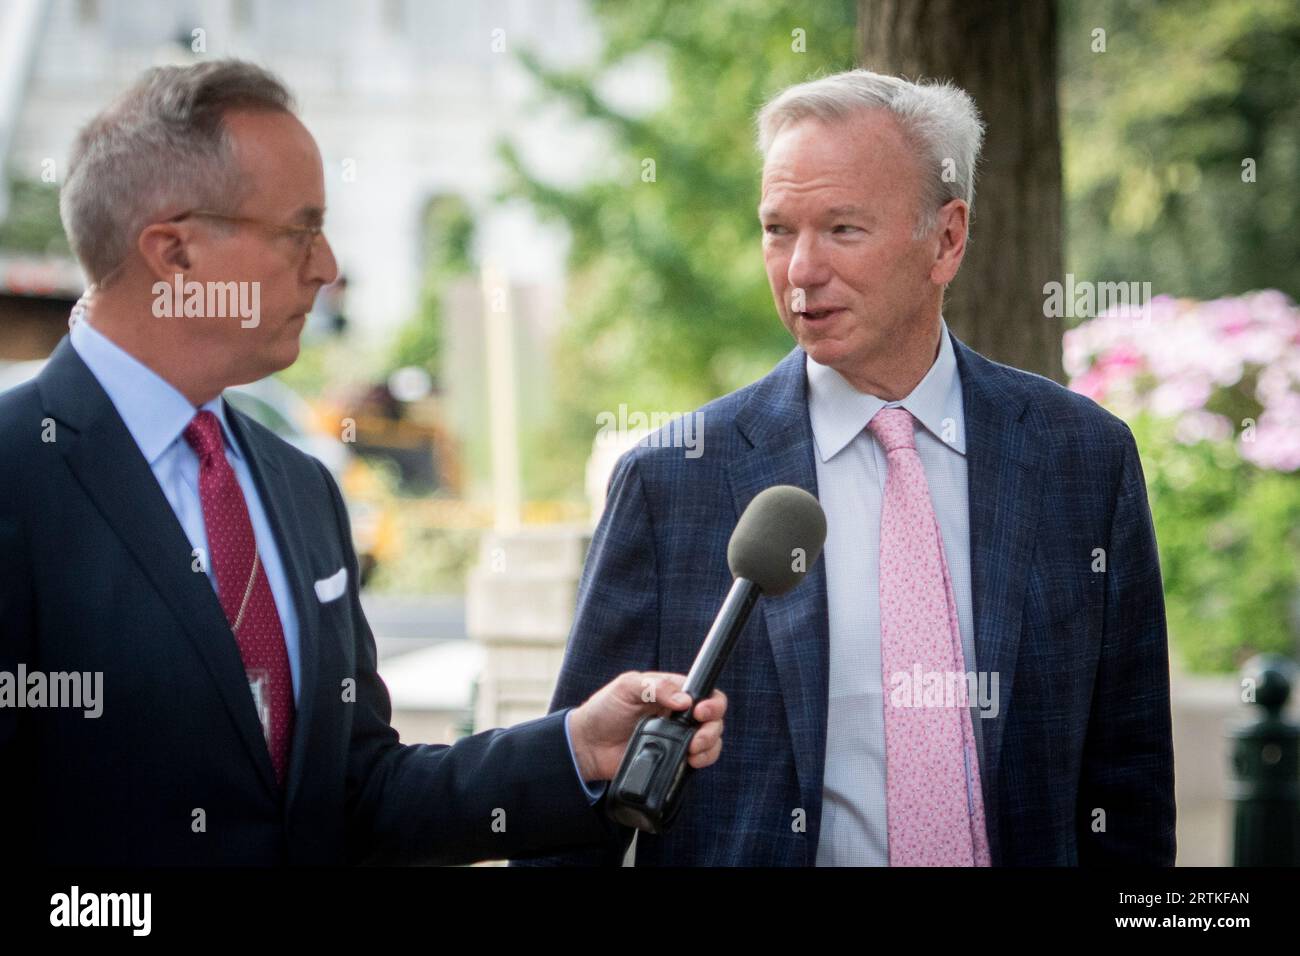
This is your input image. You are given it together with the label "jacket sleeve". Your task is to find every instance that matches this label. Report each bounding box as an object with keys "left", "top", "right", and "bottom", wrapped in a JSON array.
[
  {"left": 511, "top": 450, "right": 662, "bottom": 866},
  {"left": 1076, "top": 425, "right": 1177, "bottom": 865},
  {"left": 314, "top": 460, "right": 619, "bottom": 865}
]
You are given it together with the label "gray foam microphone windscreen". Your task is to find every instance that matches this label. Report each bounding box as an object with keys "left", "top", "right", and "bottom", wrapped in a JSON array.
[{"left": 726, "top": 485, "right": 827, "bottom": 596}]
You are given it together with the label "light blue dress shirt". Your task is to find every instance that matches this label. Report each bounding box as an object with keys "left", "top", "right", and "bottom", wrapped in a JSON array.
[
  {"left": 70, "top": 316, "right": 304, "bottom": 703},
  {"left": 69, "top": 316, "right": 603, "bottom": 803},
  {"left": 809, "top": 318, "right": 987, "bottom": 866}
]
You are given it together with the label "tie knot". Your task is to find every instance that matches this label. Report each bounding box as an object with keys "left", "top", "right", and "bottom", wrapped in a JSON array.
[
  {"left": 868, "top": 406, "right": 917, "bottom": 453},
  {"left": 183, "top": 410, "right": 225, "bottom": 461}
]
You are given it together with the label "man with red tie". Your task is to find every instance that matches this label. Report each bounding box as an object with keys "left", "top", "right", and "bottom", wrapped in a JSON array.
[{"left": 0, "top": 59, "right": 726, "bottom": 865}]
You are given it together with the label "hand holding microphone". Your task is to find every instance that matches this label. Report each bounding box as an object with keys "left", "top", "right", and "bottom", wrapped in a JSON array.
[
  {"left": 567, "top": 673, "right": 728, "bottom": 782},
  {"left": 605, "top": 485, "right": 827, "bottom": 833}
]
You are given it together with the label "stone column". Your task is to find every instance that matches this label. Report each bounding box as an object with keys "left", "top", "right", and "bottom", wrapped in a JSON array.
[{"left": 466, "top": 524, "right": 591, "bottom": 731}]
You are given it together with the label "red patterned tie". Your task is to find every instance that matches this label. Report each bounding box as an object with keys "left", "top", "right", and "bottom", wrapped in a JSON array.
[{"left": 184, "top": 410, "right": 295, "bottom": 787}]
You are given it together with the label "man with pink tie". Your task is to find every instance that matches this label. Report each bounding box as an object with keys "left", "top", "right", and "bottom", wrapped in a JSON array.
[{"left": 522, "top": 69, "right": 1175, "bottom": 867}]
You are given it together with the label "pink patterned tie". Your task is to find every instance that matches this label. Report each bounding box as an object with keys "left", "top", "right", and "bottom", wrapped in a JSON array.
[
  {"left": 185, "top": 410, "right": 295, "bottom": 787},
  {"left": 868, "top": 407, "right": 991, "bottom": 866}
]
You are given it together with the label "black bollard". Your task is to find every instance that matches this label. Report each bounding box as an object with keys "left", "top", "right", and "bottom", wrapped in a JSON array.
[{"left": 1227, "top": 654, "right": 1300, "bottom": 866}]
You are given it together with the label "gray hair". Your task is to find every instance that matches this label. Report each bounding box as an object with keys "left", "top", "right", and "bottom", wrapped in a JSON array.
[
  {"left": 756, "top": 69, "right": 984, "bottom": 238},
  {"left": 60, "top": 59, "right": 296, "bottom": 283}
]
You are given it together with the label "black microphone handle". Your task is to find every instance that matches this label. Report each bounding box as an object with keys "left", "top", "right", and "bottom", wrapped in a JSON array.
[
  {"left": 679, "top": 576, "right": 760, "bottom": 706},
  {"left": 605, "top": 576, "right": 761, "bottom": 832}
]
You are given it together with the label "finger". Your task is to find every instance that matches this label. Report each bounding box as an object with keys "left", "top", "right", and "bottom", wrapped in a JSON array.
[
  {"left": 645, "top": 673, "right": 686, "bottom": 706},
  {"left": 628, "top": 672, "right": 690, "bottom": 710},
  {"left": 688, "top": 738, "right": 723, "bottom": 769},
  {"left": 692, "top": 690, "right": 727, "bottom": 722},
  {"left": 653, "top": 674, "right": 691, "bottom": 711},
  {"left": 689, "top": 721, "right": 722, "bottom": 754}
]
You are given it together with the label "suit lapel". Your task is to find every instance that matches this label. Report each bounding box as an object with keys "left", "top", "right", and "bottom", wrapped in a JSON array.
[
  {"left": 950, "top": 334, "right": 1043, "bottom": 867},
  {"left": 221, "top": 402, "right": 322, "bottom": 812},
  {"left": 37, "top": 338, "right": 278, "bottom": 794},
  {"left": 728, "top": 349, "right": 830, "bottom": 863},
  {"left": 731, "top": 338, "right": 1044, "bottom": 867}
]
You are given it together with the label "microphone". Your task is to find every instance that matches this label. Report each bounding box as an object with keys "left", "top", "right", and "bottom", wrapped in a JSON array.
[{"left": 605, "top": 484, "right": 827, "bottom": 833}]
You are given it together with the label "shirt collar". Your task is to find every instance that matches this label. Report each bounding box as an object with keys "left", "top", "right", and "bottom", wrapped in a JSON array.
[
  {"left": 69, "top": 316, "right": 242, "bottom": 466},
  {"left": 806, "top": 316, "right": 966, "bottom": 462}
]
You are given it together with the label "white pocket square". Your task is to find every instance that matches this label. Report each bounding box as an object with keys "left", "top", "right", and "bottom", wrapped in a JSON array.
[{"left": 314, "top": 567, "right": 348, "bottom": 603}]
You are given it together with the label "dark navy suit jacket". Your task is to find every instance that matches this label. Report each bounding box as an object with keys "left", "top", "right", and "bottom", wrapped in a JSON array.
[
  {"left": 0, "top": 337, "right": 618, "bottom": 865},
  {"left": 520, "top": 334, "right": 1176, "bottom": 866}
]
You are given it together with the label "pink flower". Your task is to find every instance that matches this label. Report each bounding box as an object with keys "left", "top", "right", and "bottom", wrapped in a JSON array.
[
  {"left": 1175, "top": 411, "right": 1233, "bottom": 445},
  {"left": 1067, "top": 289, "right": 1300, "bottom": 471}
]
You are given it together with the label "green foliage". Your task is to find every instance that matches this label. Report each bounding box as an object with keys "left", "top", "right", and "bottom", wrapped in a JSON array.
[
  {"left": 496, "top": 0, "right": 1298, "bottom": 510},
  {"left": 366, "top": 521, "right": 481, "bottom": 596},
  {"left": 1130, "top": 414, "right": 1300, "bottom": 672},
  {"left": 274, "top": 337, "right": 331, "bottom": 397},
  {"left": 349, "top": 457, "right": 481, "bottom": 595},
  {"left": 0, "top": 179, "right": 70, "bottom": 255},
  {"left": 499, "top": 0, "right": 857, "bottom": 496},
  {"left": 1060, "top": 0, "right": 1300, "bottom": 300},
  {"left": 276, "top": 329, "right": 385, "bottom": 399},
  {"left": 389, "top": 194, "right": 477, "bottom": 382}
]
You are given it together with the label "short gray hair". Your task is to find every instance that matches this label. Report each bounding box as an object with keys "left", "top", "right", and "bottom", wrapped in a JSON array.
[
  {"left": 756, "top": 69, "right": 984, "bottom": 238},
  {"left": 60, "top": 59, "right": 296, "bottom": 283}
]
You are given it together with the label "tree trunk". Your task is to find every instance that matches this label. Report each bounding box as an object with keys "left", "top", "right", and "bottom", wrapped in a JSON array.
[{"left": 858, "top": 0, "right": 1065, "bottom": 381}]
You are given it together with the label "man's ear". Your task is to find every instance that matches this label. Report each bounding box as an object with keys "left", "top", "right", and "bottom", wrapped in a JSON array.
[
  {"left": 929, "top": 199, "right": 969, "bottom": 286},
  {"left": 137, "top": 223, "right": 192, "bottom": 282}
]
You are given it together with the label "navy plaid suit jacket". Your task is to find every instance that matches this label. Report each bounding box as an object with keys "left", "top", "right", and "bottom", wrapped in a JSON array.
[{"left": 518, "top": 333, "right": 1176, "bottom": 866}]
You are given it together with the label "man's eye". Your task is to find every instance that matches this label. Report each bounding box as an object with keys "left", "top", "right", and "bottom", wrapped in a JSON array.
[
  {"left": 763, "top": 224, "right": 787, "bottom": 236},
  {"left": 832, "top": 224, "right": 862, "bottom": 234}
]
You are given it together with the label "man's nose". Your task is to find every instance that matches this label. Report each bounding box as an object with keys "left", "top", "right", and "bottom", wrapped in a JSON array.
[
  {"left": 786, "top": 231, "right": 830, "bottom": 292},
  {"left": 307, "top": 233, "right": 339, "bottom": 286}
]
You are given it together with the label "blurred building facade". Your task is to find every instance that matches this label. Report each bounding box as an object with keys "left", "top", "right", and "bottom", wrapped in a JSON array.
[{"left": 3, "top": 0, "right": 604, "bottom": 335}]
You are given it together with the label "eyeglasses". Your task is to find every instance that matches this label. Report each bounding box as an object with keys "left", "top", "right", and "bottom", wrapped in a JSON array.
[{"left": 167, "top": 209, "right": 327, "bottom": 261}]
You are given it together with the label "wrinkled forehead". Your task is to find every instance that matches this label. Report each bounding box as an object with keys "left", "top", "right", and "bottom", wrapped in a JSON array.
[{"left": 760, "top": 110, "right": 920, "bottom": 192}]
